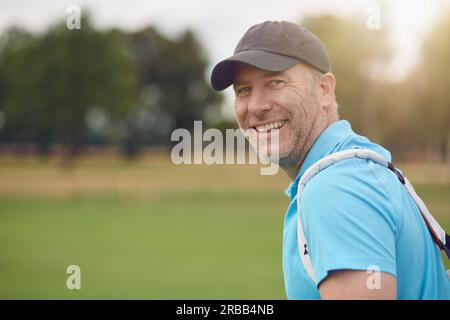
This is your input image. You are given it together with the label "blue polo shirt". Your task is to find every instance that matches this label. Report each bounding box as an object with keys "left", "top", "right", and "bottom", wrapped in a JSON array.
[{"left": 282, "top": 120, "right": 449, "bottom": 299}]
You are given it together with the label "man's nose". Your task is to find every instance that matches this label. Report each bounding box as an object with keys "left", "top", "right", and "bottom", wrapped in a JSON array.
[{"left": 247, "top": 88, "right": 271, "bottom": 116}]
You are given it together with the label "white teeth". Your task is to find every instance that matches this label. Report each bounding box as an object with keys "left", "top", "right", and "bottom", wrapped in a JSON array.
[{"left": 255, "top": 121, "right": 286, "bottom": 132}]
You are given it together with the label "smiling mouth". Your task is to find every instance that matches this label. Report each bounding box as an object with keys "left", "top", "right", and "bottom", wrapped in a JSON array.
[{"left": 253, "top": 120, "right": 287, "bottom": 132}]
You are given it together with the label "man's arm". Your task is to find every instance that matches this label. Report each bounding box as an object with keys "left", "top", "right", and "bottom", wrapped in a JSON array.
[{"left": 319, "top": 270, "right": 397, "bottom": 300}]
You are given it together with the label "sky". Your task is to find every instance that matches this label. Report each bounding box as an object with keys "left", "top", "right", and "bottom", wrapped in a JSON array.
[{"left": 0, "top": 0, "right": 448, "bottom": 118}]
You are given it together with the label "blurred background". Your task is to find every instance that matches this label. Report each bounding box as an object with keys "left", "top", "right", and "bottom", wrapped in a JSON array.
[{"left": 0, "top": 0, "right": 449, "bottom": 299}]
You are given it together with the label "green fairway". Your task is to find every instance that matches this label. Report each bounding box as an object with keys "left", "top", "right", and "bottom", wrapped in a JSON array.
[
  {"left": 0, "top": 157, "right": 449, "bottom": 299},
  {"left": 0, "top": 191, "right": 288, "bottom": 299}
]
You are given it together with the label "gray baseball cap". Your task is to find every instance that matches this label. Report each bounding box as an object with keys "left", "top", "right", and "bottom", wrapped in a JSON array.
[{"left": 210, "top": 21, "right": 331, "bottom": 91}]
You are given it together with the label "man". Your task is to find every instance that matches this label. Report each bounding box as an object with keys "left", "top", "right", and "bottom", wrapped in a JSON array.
[{"left": 210, "top": 21, "right": 449, "bottom": 299}]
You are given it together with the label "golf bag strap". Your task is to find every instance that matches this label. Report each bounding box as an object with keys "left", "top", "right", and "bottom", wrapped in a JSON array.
[{"left": 296, "top": 148, "right": 450, "bottom": 285}]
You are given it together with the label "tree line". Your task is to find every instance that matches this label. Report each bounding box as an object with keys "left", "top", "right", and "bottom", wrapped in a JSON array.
[
  {"left": 0, "top": 12, "right": 449, "bottom": 162},
  {"left": 0, "top": 15, "right": 222, "bottom": 161}
]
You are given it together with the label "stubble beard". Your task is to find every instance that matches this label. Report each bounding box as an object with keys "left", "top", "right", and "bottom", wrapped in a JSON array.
[
  {"left": 278, "top": 123, "right": 308, "bottom": 171},
  {"left": 278, "top": 95, "right": 320, "bottom": 176}
]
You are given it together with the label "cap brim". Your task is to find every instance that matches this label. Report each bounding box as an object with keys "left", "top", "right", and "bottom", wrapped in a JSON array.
[{"left": 210, "top": 50, "right": 300, "bottom": 91}]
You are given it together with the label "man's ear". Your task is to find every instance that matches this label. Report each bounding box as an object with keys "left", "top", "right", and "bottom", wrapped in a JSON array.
[{"left": 317, "top": 72, "right": 336, "bottom": 108}]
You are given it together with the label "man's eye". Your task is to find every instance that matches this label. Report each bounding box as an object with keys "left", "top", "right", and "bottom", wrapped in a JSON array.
[
  {"left": 236, "top": 87, "right": 251, "bottom": 96},
  {"left": 269, "top": 80, "right": 284, "bottom": 88}
]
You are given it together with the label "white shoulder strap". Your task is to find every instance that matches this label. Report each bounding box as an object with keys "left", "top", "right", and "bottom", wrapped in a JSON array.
[{"left": 296, "top": 148, "right": 450, "bottom": 285}]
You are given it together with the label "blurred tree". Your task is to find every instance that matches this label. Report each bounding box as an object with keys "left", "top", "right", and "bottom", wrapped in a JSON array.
[
  {"left": 0, "top": 27, "right": 41, "bottom": 151},
  {"left": 408, "top": 9, "right": 450, "bottom": 160},
  {"left": 0, "top": 16, "right": 139, "bottom": 163},
  {"left": 128, "top": 27, "right": 223, "bottom": 134},
  {"left": 301, "top": 15, "right": 391, "bottom": 139},
  {"left": 301, "top": 13, "right": 450, "bottom": 162}
]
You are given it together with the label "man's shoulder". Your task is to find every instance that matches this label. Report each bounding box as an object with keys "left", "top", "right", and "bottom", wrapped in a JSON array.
[
  {"left": 303, "top": 149, "right": 381, "bottom": 186},
  {"left": 301, "top": 155, "right": 370, "bottom": 200},
  {"left": 299, "top": 148, "right": 399, "bottom": 220},
  {"left": 299, "top": 149, "right": 400, "bottom": 239},
  {"left": 302, "top": 142, "right": 395, "bottom": 191}
]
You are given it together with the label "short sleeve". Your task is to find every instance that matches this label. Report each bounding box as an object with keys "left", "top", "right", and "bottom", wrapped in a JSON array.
[{"left": 300, "top": 158, "right": 398, "bottom": 287}]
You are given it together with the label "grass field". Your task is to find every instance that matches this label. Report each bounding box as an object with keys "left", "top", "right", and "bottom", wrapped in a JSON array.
[{"left": 0, "top": 155, "right": 449, "bottom": 299}]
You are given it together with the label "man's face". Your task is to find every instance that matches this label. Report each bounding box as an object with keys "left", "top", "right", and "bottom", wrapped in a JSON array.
[{"left": 233, "top": 62, "right": 321, "bottom": 164}]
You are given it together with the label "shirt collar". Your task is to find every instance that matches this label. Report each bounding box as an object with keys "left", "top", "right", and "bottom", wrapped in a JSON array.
[{"left": 284, "top": 120, "right": 353, "bottom": 198}]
